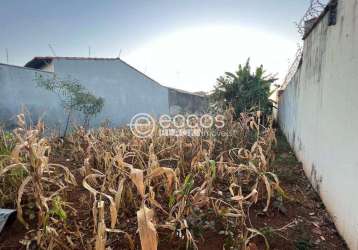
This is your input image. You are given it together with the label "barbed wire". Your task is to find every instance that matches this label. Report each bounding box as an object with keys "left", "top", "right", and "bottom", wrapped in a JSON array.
[
  {"left": 280, "top": 0, "right": 328, "bottom": 90},
  {"left": 281, "top": 45, "right": 303, "bottom": 90},
  {"left": 295, "top": 0, "right": 328, "bottom": 35}
]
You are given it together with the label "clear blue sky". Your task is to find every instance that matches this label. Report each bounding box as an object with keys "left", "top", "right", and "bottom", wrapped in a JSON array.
[{"left": 0, "top": 0, "right": 311, "bottom": 91}]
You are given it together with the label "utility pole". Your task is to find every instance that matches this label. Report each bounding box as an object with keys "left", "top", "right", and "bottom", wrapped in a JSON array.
[
  {"left": 5, "top": 48, "right": 9, "bottom": 64},
  {"left": 48, "top": 44, "right": 57, "bottom": 56}
]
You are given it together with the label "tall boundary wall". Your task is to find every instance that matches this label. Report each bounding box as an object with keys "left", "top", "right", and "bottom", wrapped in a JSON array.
[{"left": 278, "top": 0, "right": 358, "bottom": 249}]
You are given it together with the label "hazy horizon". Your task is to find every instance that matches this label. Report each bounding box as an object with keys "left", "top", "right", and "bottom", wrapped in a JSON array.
[{"left": 0, "top": 0, "right": 311, "bottom": 92}]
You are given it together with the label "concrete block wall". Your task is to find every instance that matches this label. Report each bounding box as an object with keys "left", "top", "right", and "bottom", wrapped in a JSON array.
[
  {"left": 278, "top": 0, "right": 358, "bottom": 248},
  {"left": 168, "top": 88, "right": 208, "bottom": 115}
]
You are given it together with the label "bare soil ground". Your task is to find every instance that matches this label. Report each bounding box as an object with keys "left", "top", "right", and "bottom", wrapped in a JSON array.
[
  {"left": 245, "top": 130, "right": 347, "bottom": 250},
  {"left": 0, "top": 130, "right": 348, "bottom": 250}
]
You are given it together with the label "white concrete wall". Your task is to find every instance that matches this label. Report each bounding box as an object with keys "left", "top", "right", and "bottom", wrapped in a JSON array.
[
  {"left": 0, "top": 58, "right": 207, "bottom": 130},
  {"left": 278, "top": 1, "right": 358, "bottom": 249},
  {"left": 0, "top": 63, "right": 65, "bottom": 129},
  {"left": 0, "top": 59, "right": 170, "bottom": 129},
  {"left": 52, "top": 58, "right": 170, "bottom": 126}
]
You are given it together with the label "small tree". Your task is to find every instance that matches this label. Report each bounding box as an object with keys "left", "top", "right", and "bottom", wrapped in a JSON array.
[
  {"left": 211, "top": 58, "right": 277, "bottom": 118},
  {"left": 76, "top": 92, "right": 104, "bottom": 130},
  {"left": 36, "top": 75, "right": 104, "bottom": 137}
]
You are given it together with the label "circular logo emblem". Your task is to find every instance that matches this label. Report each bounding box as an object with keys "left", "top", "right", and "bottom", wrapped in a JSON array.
[{"left": 129, "top": 113, "right": 156, "bottom": 138}]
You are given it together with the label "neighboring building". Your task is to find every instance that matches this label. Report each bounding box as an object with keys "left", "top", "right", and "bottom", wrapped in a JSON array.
[
  {"left": 278, "top": 0, "right": 358, "bottom": 249},
  {"left": 0, "top": 63, "right": 64, "bottom": 129},
  {"left": 0, "top": 57, "right": 207, "bottom": 129}
]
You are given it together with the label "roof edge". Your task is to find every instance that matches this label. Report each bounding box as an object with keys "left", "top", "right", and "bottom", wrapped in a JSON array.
[
  {"left": 0, "top": 62, "right": 55, "bottom": 74},
  {"left": 24, "top": 56, "right": 203, "bottom": 97},
  {"left": 25, "top": 56, "right": 121, "bottom": 69},
  {"left": 118, "top": 58, "right": 204, "bottom": 97}
]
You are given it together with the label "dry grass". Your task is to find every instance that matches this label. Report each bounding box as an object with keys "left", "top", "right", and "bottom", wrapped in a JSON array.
[{"left": 0, "top": 109, "right": 284, "bottom": 249}]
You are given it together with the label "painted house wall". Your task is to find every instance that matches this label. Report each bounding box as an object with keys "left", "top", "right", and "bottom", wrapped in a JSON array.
[
  {"left": 0, "top": 58, "right": 207, "bottom": 130},
  {"left": 278, "top": 1, "right": 358, "bottom": 249},
  {"left": 0, "top": 63, "right": 65, "bottom": 129},
  {"left": 52, "top": 58, "right": 170, "bottom": 126}
]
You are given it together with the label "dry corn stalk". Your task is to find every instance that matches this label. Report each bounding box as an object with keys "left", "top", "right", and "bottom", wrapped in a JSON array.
[
  {"left": 1, "top": 114, "right": 77, "bottom": 248},
  {"left": 128, "top": 166, "right": 145, "bottom": 198},
  {"left": 1, "top": 109, "right": 282, "bottom": 249},
  {"left": 137, "top": 205, "right": 158, "bottom": 250},
  {"left": 147, "top": 166, "right": 177, "bottom": 194},
  {"left": 95, "top": 201, "right": 106, "bottom": 250}
]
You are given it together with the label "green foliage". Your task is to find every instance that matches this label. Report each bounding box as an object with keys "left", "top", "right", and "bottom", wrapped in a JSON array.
[
  {"left": 209, "top": 160, "right": 216, "bottom": 179},
  {"left": 0, "top": 129, "right": 21, "bottom": 207},
  {"left": 49, "top": 196, "right": 67, "bottom": 221},
  {"left": 0, "top": 129, "right": 15, "bottom": 156},
  {"left": 36, "top": 75, "right": 104, "bottom": 135},
  {"left": 179, "top": 174, "right": 194, "bottom": 196},
  {"left": 168, "top": 194, "right": 176, "bottom": 208},
  {"left": 75, "top": 92, "right": 104, "bottom": 117},
  {"left": 0, "top": 167, "right": 27, "bottom": 207},
  {"left": 212, "top": 58, "right": 277, "bottom": 117}
]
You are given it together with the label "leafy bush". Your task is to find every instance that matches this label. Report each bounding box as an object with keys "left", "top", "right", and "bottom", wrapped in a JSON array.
[{"left": 212, "top": 59, "right": 277, "bottom": 118}]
